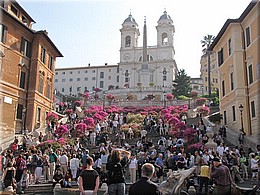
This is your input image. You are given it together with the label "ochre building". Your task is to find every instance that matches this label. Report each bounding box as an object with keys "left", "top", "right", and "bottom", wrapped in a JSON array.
[{"left": 0, "top": 0, "right": 62, "bottom": 147}]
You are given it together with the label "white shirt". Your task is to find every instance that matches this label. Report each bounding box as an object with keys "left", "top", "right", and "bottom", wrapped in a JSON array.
[
  {"left": 217, "top": 146, "right": 225, "bottom": 156},
  {"left": 129, "top": 158, "right": 138, "bottom": 169},
  {"left": 70, "top": 158, "right": 79, "bottom": 170},
  {"left": 59, "top": 155, "right": 68, "bottom": 165}
]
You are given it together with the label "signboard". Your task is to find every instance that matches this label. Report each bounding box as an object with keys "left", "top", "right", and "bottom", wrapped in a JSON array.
[{"left": 4, "top": 96, "right": 12, "bottom": 104}]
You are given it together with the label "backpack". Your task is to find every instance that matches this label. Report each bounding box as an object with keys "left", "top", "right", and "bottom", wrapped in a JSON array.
[
  {"left": 31, "top": 154, "right": 38, "bottom": 165},
  {"left": 108, "top": 162, "right": 124, "bottom": 184},
  {"left": 19, "top": 158, "right": 27, "bottom": 170}
]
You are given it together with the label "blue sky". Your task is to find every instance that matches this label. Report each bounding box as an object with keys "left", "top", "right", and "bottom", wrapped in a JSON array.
[{"left": 19, "top": 0, "right": 252, "bottom": 77}]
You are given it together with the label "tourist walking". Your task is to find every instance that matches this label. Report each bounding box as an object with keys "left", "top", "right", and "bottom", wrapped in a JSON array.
[
  {"left": 210, "top": 157, "right": 232, "bottom": 195},
  {"left": 70, "top": 154, "right": 79, "bottom": 181},
  {"left": 128, "top": 155, "right": 138, "bottom": 183},
  {"left": 198, "top": 159, "right": 210, "bottom": 195}
]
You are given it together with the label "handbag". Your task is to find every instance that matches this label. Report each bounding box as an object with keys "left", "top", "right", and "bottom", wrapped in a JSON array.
[{"left": 230, "top": 183, "right": 239, "bottom": 195}]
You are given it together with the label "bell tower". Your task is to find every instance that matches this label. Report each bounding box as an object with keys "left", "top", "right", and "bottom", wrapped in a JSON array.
[
  {"left": 120, "top": 13, "right": 140, "bottom": 62},
  {"left": 156, "top": 10, "right": 175, "bottom": 48}
]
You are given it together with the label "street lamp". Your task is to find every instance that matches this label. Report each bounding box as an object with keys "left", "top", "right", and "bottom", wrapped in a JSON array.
[
  {"left": 103, "top": 91, "right": 106, "bottom": 111},
  {"left": 22, "top": 107, "right": 27, "bottom": 134},
  {"left": 239, "top": 104, "right": 244, "bottom": 131},
  {"left": 163, "top": 91, "right": 166, "bottom": 108}
]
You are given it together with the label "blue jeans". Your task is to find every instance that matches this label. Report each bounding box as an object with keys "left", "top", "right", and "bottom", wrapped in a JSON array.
[{"left": 108, "top": 183, "right": 125, "bottom": 195}]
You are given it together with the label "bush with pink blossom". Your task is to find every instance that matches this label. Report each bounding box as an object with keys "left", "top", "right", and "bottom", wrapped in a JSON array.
[
  {"left": 55, "top": 125, "right": 69, "bottom": 137},
  {"left": 46, "top": 112, "right": 58, "bottom": 122},
  {"left": 166, "top": 94, "right": 174, "bottom": 101}
]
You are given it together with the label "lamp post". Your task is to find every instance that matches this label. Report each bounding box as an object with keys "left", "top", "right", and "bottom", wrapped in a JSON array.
[
  {"left": 163, "top": 91, "right": 166, "bottom": 108},
  {"left": 187, "top": 91, "right": 191, "bottom": 109},
  {"left": 22, "top": 107, "right": 27, "bottom": 134},
  {"left": 239, "top": 104, "right": 244, "bottom": 132},
  {"left": 103, "top": 91, "right": 106, "bottom": 111}
]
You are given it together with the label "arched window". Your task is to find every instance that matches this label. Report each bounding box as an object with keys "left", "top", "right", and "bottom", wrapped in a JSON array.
[
  {"left": 138, "top": 54, "right": 154, "bottom": 62},
  {"left": 162, "top": 33, "right": 168, "bottom": 45},
  {"left": 125, "top": 36, "right": 131, "bottom": 47}
]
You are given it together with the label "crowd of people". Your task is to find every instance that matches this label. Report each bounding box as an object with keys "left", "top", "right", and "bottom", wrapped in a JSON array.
[{"left": 0, "top": 109, "right": 259, "bottom": 195}]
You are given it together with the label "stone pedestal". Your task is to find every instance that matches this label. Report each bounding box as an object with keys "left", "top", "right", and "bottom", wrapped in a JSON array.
[{"left": 205, "top": 130, "right": 217, "bottom": 151}]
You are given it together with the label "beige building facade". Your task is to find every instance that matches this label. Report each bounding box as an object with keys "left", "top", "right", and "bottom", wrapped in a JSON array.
[
  {"left": 200, "top": 52, "right": 219, "bottom": 95},
  {"left": 209, "top": 1, "right": 259, "bottom": 137}
]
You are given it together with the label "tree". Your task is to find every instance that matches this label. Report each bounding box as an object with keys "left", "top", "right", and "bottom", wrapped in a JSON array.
[
  {"left": 201, "top": 34, "right": 215, "bottom": 98},
  {"left": 172, "top": 69, "right": 191, "bottom": 98}
]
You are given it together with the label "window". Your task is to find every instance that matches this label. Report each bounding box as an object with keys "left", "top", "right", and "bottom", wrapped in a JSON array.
[
  {"left": 85, "top": 70, "right": 88, "bottom": 73},
  {"left": 228, "top": 38, "right": 232, "bottom": 56},
  {"left": 232, "top": 105, "right": 236, "bottom": 121},
  {"left": 48, "top": 55, "right": 54, "bottom": 70},
  {"left": 218, "top": 48, "right": 224, "bottom": 66},
  {"left": 150, "top": 74, "right": 153, "bottom": 82},
  {"left": 84, "top": 87, "right": 88, "bottom": 92},
  {"left": 257, "top": 64, "right": 260, "bottom": 79},
  {"left": 223, "top": 111, "right": 227, "bottom": 125},
  {"left": 117, "top": 67, "right": 119, "bottom": 73},
  {"left": 100, "top": 72, "right": 104, "bottom": 78},
  {"left": 11, "top": 4, "right": 18, "bottom": 16},
  {"left": 100, "top": 81, "right": 104, "bottom": 88},
  {"left": 69, "top": 71, "right": 73, "bottom": 74},
  {"left": 205, "top": 77, "right": 207, "bottom": 82},
  {"left": 92, "top": 70, "right": 95, "bottom": 73},
  {"left": 92, "top": 77, "right": 95, "bottom": 81},
  {"left": 162, "top": 33, "right": 168, "bottom": 45},
  {"left": 215, "top": 79, "right": 218, "bottom": 83},
  {"left": 84, "top": 77, "right": 88, "bottom": 81},
  {"left": 222, "top": 80, "right": 225, "bottom": 96},
  {"left": 16, "top": 104, "right": 23, "bottom": 120},
  {"left": 62, "top": 72, "right": 65, "bottom": 75},
  {"left": 61, "top": 88, "right": 64, "bottom": 92},
  {"left": 108, "top": 76, "right": 111, "bottom": 80},
  {"left": 55, "top": 72, "right": 58, "bottom": 75},
  {"left": 117, "top": 76, "right": 119, "bottom": 82},
  {"left": 139, "top": 54, "right": 154, "bottom": 62},
  {"left": 246, "top": 27, "right": 251, "bottom": 47},
  {"left": 40, "top": 46, "right": 46, "bottom": 64},
  {"left": 109, "top": 69, "right": 111, "bottom": 72},
  {"left": 19, "top": 71, "right": 26, "bottom": 89},
  {"left": 0, "top": 24, "right": 7, "bottom": 43},
  {"left": 77, "top": 78, "right": 80, "bottom": 81},
  {"left": 69, "top": 78, "right": 73, "bottom": 82},
  {"left": 248, "top": 65, "right": 253, "bottom": 84},
  {"left": 55, "top": 79, "right": 58, "bottom": 82},
  {"left": 78, "top": 71, "right": 81, "bottom": 74},
  {"left": 46, "top": 83, "right": 51, "bottom": 99},
  {"left": 20, "top": 37, "right": 32, "bottom": 58},
  {"left": 230, "top": 72, "right": 234, "bottom": 90},
  {"left": 251, "top": 101, "right": 255, "bottom": 118},
  {"left": 37, "top": 107, "right": 41, "bottom": 122},
  {"left": 62, "top": 79, "right": 66, "bottom": 82},
  {"left": 69, "top": 86, "right": 72, "bottom": 92},
  {"left": 77, "top": 87, "right": 81, "bottom": 92},
  {"left": 125, "top": 77, "right": 129, "bottom": 82},
  {"left": 38, "top": 77, "right": 43, "bottom": 94},
  {"left": 125, "top": 36, "right": 131, "bottom": 47}
]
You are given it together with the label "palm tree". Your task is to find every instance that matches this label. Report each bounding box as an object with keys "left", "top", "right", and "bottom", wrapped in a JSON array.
[{"left": 201, "top": 34, "right": 215, "bottom": 97}]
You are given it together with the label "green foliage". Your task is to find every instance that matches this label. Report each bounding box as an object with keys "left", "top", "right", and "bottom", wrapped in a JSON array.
[
  {"left": 172, "top": 69, "right": 191, "bottom": 97},
  {"left": 178, "top": 95, "right": 189, "bottom": 100}
]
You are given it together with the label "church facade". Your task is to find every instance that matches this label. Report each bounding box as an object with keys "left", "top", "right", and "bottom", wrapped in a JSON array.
[{"left": 55, "top": 11, "right": 178, "bottom": 101}]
